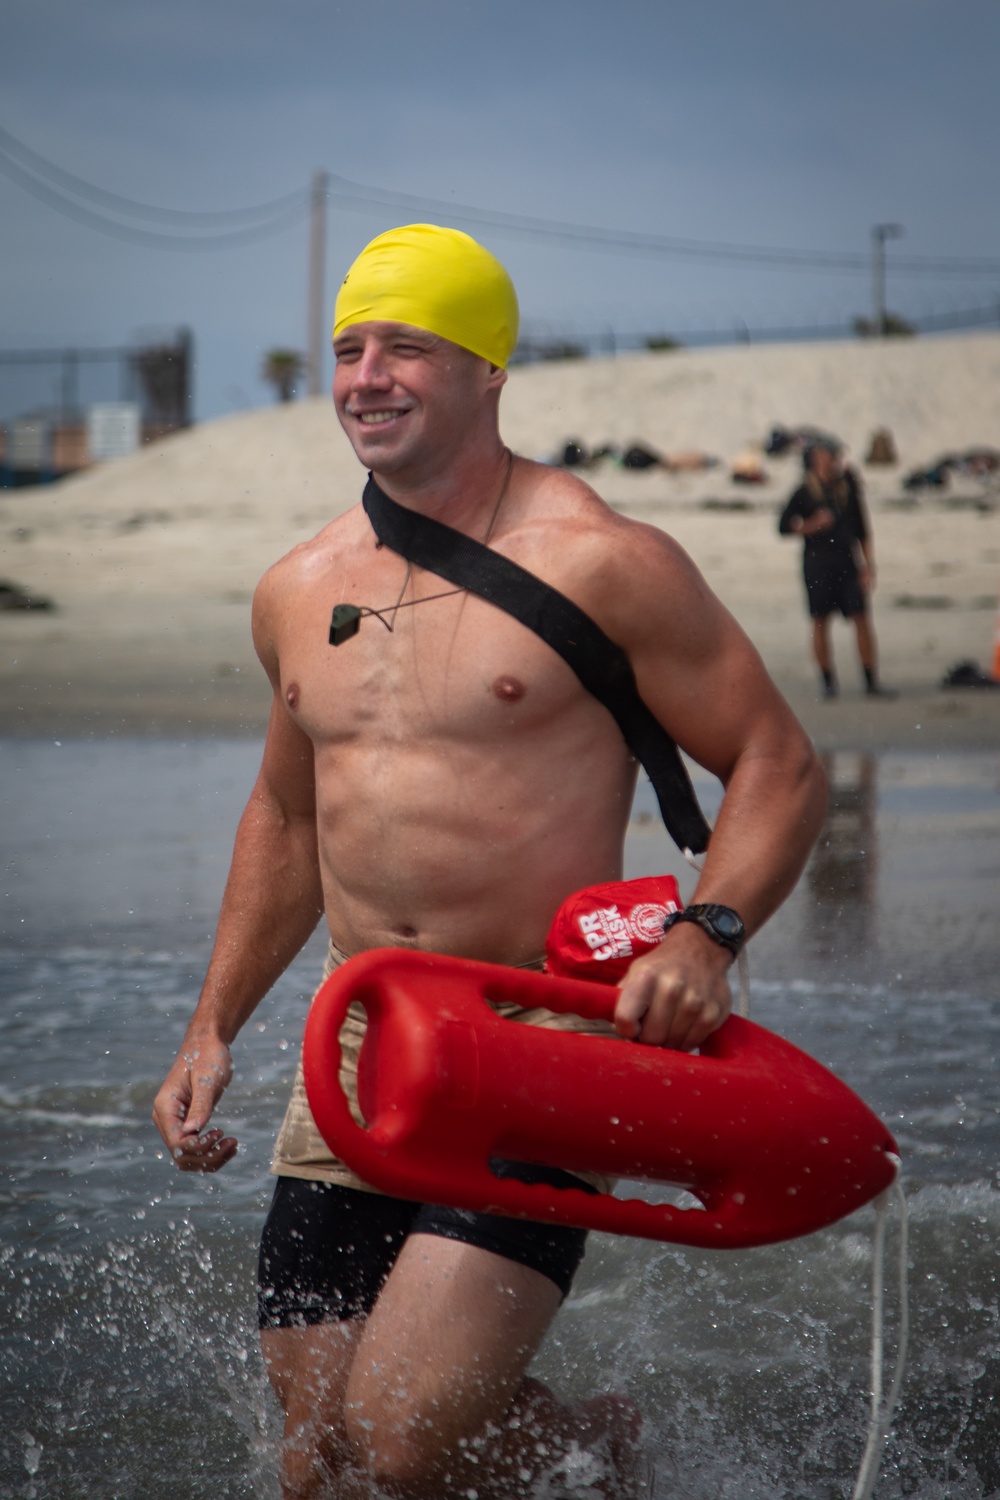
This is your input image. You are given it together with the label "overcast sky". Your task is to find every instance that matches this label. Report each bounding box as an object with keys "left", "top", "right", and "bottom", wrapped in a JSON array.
[{"left": 3, "top": 0, "right": 999, "bottom": 420}]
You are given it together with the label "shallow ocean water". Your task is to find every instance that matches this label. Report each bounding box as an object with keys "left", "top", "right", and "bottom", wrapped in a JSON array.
[{"left": 2, "top": 738, "right": 999, "bottom": 1498}]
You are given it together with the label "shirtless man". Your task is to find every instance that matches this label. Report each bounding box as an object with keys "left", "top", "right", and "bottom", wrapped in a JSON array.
[{"left": 153, "top": 224, "right": 827, "bottom": 1498}]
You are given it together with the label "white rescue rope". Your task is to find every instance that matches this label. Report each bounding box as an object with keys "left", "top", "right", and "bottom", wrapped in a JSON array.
[
  {"left": 684, "top": 845, "right": 909, "bottom": 1499},
  {"left": 850, "top": 1167, "right": 909, "bottom": 1500}
]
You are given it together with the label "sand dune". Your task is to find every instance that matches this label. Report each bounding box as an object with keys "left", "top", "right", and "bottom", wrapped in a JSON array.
[
  {"left": 1, "top": 332, "right": 998, "bottom": 745},
  {"left": 503, "top": 330, "right": 1000, "bottom": 470}
]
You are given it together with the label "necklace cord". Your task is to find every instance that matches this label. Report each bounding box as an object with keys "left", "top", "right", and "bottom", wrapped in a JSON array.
[{"left": 361, "top": 448, "right": 514, "bottom": 632}]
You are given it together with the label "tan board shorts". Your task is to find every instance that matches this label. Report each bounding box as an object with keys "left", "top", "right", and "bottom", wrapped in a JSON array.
[{"left": 271, "top": 939, "right": 615, "bottom": 1196}]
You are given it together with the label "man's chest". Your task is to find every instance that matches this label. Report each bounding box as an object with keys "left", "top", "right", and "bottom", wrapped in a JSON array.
[{"left": 276, "top": 582, "right": 589, "bottom": 749}]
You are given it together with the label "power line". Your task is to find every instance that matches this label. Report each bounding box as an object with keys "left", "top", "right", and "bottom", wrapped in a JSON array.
[
  {"left": 0, "top": 124, "right": 307, "bottom": 226},
  {"left": 0, "top": 149, "right": 309, "bottom": 249},
  {"left": 322, "top": 173, "right": 1000, "bottom": 279},
  {"left": 325, "top": 174, "right": 873, "bottom": 273},
  {"left": 2, "top": 122, "right": 998, "bottom": 276},
  {"left": 0, "top": 128, "right": 309, "bottom": 250}
]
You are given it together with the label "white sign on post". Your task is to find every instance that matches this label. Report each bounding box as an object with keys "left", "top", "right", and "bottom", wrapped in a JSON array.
[{"left": 87, "top": 403, "right": 141, "bottom": 462}]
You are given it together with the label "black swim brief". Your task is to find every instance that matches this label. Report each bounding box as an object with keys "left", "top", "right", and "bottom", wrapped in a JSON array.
[{"left": 258, "top": 1164, "right": 595, "bottom": 1330}]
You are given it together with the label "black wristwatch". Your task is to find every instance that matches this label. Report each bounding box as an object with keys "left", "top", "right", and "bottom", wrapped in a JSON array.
[{"left": 662, "top": 903, "right": 746, "bottom": 956}]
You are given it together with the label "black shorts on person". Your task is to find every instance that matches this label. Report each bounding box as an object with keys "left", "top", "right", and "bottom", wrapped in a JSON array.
[
  {"left": 803, "top": 554, "right": 866, "bottom": 619},
  {"left": 258, "top": 1162, "right": 596, "bottom": 1330}
]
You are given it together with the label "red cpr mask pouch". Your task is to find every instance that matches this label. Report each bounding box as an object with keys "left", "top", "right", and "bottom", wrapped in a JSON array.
[{"left": 545, "top": 875, "right": 682, "bottom": 983}]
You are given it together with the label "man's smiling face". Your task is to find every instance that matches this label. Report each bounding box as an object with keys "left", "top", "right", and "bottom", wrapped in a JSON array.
[{"left": 333, "top": 321, "right": 500, "bottom": 480}]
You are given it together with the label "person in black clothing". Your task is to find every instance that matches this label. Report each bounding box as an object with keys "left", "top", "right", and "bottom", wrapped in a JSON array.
[{"left": 779, "top": 442, "right": 894, "bottom": 699}]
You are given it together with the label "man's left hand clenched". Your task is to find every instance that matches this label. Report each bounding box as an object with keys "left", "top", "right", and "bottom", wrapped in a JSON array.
[{"left": 613, "top": 924, "right": 733, "bottom": 1051}]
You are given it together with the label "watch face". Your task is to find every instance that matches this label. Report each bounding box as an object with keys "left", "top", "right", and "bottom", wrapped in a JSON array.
[{"left": 714, "top": 910, "right": 744, "bottom": 939}]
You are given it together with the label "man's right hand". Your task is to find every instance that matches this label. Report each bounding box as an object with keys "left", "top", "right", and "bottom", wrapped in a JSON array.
[{"left": 152, "top": 1033, "right": 238, "bottom": 1173}]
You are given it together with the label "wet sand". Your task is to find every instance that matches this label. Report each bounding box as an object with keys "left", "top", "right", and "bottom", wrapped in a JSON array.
[
  {"left": 1, "top": 509, "right": 995, "bottom": 752},
  {"left": 2, "top": 657, "right": 998, "bottom": 754}
]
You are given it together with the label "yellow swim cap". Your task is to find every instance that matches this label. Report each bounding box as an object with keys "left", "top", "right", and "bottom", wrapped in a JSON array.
[{"left": 333, "top": 224, "right": 519, "bottom": 369}]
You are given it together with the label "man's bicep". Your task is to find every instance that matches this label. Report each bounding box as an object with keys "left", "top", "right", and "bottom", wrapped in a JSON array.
[{"left": 626, "top": 557, "right": 792, "bottom": 783}]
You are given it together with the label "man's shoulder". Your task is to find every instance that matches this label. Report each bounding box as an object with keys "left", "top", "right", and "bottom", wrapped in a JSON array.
[
  {"left": 517, "top": 456, "right": 603, "bottom": 508},
  {"left": 512, "top": 460, "right": 703, "bottom": 621},
  {"left": 251, "top": 504, "right": 367, "bottom": 657},
  {"left": 517, "top": 459, "right": 649, "bottom": 546},
  {"left": 257, "top": 504, "right": 365, "bottom": 593}
]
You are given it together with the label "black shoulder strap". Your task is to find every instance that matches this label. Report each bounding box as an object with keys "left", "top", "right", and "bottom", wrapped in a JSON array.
[{"left": 362, "top": 475, "right": 710, "bottom": 855}]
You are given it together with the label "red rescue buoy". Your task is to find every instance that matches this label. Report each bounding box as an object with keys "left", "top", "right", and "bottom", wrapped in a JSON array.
[{"left": 303, "top": 947, "right": 898, "bottom": 1249}]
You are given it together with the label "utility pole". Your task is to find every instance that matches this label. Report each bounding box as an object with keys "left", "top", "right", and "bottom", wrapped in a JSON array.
[
  {"left": 307, "top": 170, "right": 329, "bottom": 396},
  {"left": 872, "top": 223, "right": 904, "bottom": 337}
]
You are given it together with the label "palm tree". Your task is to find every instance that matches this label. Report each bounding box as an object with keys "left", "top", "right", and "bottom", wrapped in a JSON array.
[{"left": 261, "top": 349, "right": 304, "bottom": 403}]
